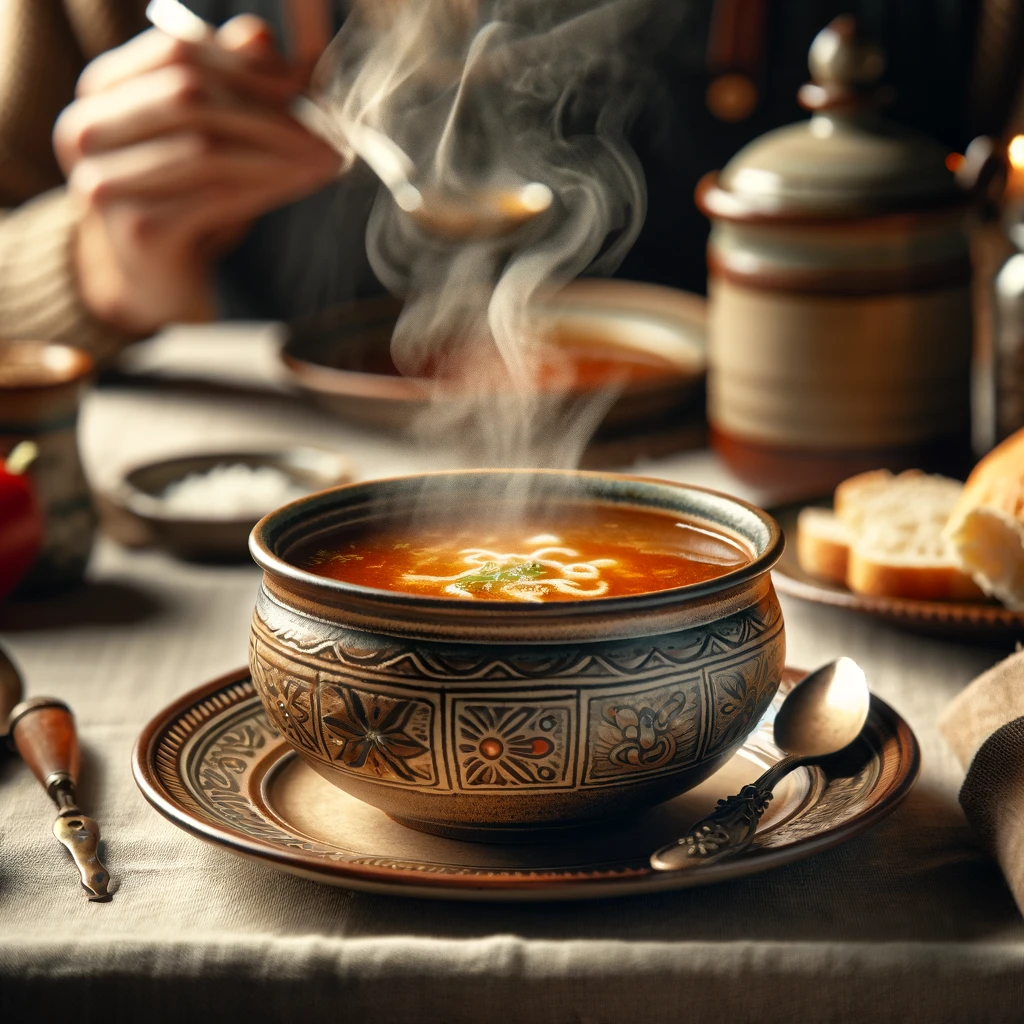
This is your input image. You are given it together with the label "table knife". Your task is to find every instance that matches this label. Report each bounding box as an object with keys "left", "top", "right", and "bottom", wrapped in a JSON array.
[{"left": 8, "top": 697, "right": 112, "bottom": 901}]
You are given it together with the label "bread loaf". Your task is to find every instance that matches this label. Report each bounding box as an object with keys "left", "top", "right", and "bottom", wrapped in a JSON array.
[{"left": 944, "top": 429, "right": 1024, "bottom": 610}]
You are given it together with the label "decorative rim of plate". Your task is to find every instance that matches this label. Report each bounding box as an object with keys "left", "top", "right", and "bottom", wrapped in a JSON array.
[
  {"left": 132, "top": 666, "right": 920, "bottom": 901},
  {"left": 771, "top": 505, "right": 1024, "bottom": 635}
]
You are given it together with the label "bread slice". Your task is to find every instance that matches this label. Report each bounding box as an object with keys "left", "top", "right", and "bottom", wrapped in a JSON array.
[
  {"left": 808, "top": 468, "right": 983, "bottom": 601},
  {"left": 796, "top": 507, "right": 851, "bottom": 585},
  {"left": 834, "top": 469, "right": 911, "bottom": 529},
  {"left": 835, "top": 469, "right": 962, "bottom": 531},
  {"left": 944, "top": 429, "right": 1024, "bottom": 610},
  {"left": 848, "top": 515, "right": 985, "bottom": 601}
]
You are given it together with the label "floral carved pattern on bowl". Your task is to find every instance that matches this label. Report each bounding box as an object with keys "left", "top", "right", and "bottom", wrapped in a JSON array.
[
  {"left": 250, "top": 643, "right": 319, "bottom": 754},
  {"left": 706, "top": 636, "right": 785, "bottom": 758},
  {"left": 250, "top": 592, "right": 784, "bottom": 791},
  {"left": 319, "top": 682, "right": 437, "bottom": 786},
  {"left": 453, "top": 700, "right": 573, "bottom": 789},
  {"left": 585, "top": 674, "right": 704, "bottom": 783}
]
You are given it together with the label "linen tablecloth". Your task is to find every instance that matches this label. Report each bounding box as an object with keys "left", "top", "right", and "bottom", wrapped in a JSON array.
[{"left": 2, "top": 328, "right": 1023, "bottom": 1023}]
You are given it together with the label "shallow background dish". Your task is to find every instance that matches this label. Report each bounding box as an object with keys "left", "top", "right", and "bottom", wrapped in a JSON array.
[
  {"left": 105, "top": 447, "right": 353, "bottom": 561},
  {"left": 281, "top": 280, "right": 707, "bottom": 432}
]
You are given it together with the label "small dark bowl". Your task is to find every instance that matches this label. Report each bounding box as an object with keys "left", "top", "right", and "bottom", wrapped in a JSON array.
[{"left": 109, "top": 448, "right": 353, "bottom": 561}]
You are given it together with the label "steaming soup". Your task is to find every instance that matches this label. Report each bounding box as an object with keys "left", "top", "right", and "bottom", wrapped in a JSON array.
[{"left": 299, "top": 504, "right": 750, "bottom": 602}]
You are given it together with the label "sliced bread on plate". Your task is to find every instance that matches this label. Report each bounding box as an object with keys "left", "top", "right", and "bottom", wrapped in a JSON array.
[
  {"left": 797, "top": 469, "right": 983, "bottom": 600},
  {"left": 847, "top": 514, "right": 984, "bottom": 601},
  {"left": 835, "top": 470, "right": 963, "bottom": 530},
  {"left": 795, "top": 507, "right": 851, "bottom": 586}
]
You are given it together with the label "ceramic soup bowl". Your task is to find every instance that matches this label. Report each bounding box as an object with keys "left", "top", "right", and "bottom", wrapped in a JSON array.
[{"left": 248, "top": 470, "right": 785, "bottom": 841}]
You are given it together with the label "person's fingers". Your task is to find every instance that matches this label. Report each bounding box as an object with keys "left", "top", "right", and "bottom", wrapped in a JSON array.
[
  {"left": 69, "top": 133, "right": 338, "bottom": 207},
  {"left": 80, "top": 174, "right": 321, "bottom": 273},
  {"left": 77, "top": 25, "right": 300, "bottom": 102},
  {"left": 282, "top": 0, "right": 332, "bottom": 87},
  {"left": 58, "top": 66, "right": 211, "bottom": 172},
  {"left": 55, "top": 66, "right": 336, "bottom": 172},
  {"left": 215, "top": 14, "right": 282, "bottom": 65},
  {"left": 154, "top": 175, "right": 323, "bottom": 246}
]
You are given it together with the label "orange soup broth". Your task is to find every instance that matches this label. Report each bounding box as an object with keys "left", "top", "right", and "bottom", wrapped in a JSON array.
[{"left": 300, "top": 505, "right": 751, "bottom": 603}]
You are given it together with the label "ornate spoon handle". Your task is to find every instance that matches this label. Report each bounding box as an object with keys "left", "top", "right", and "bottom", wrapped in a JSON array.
[
  {"left": 649, "top": 753, "right": 803, "bottom": 872},
  {"left": 9, "top": 697, "right": 112, "bottom": 901}
]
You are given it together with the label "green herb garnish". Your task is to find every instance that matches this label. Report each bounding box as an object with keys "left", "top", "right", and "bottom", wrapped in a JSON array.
[{"left": 458, "top": 561, "right": 547, "bottom": 593}]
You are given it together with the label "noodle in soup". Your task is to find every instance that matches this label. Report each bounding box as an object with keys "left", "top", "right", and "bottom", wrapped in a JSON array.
[{"left": 299, "top": 504, "right": 750, "bottom": 602}]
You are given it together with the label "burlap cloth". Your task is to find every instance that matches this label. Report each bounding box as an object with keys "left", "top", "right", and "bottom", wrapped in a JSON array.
[{"left": 940, "top": 649, "right": 1024, "bottom": 915}]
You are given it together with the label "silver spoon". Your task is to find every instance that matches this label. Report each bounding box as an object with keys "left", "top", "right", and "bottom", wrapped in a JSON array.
[
  {"left": 146, "top": 0, "right": 552, "bottom": 240},
  {"left": 650, "top": 657, "right": 870, "bottom": 872}
]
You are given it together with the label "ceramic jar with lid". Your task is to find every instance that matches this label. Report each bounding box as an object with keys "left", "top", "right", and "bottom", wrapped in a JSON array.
[{"left": 698, "top": 16, "right": 973, "bottom": 501}]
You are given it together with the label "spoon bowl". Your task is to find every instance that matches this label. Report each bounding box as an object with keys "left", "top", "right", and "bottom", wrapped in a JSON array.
[
  {"left": 402, "top": 181, "right": 554, "bottom": 240},
  {"left": 773, "top": 656, "right": 870, "bottom": 758}
]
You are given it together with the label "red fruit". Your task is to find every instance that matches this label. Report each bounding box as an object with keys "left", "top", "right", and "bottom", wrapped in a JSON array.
[{"left": 0, "top": 442, "right": 44, "bottom": 601}]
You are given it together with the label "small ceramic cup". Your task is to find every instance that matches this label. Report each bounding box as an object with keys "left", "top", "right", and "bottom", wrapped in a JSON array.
[
  {"left": 248, "top": 470, "right": 786, "bottom": 841},
  {"left": 0, "top": 341, "right": 96, "bottom": 592}
]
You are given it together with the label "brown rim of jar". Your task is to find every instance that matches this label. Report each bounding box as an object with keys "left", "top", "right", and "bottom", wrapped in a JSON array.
[
  {"left": 695, "top": 171, "right": 965, "bottom": 228},
  {"left": 705, "top": 248, "right": 972, "bottom": 296}
]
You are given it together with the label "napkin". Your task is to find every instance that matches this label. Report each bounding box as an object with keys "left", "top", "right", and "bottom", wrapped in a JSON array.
[{"left": 939, "top": 649, "right": 1024, "bottom": 913}]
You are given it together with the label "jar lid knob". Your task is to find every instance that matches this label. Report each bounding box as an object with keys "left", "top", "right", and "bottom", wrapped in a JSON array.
[{"left": 798, "top": 15, "right": 889, "bottom": 112}]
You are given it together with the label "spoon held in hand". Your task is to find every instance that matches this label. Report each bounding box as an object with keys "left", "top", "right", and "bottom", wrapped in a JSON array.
[
  {"left": 650, "top": 657, "right": 870, "bottom": 872},
  {"left": 146, "top": 0, "right": 553, "bottom": 240}
]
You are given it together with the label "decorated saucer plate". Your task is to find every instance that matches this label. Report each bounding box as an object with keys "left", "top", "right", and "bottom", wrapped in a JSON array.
[{"left": 133, "top": 667, "right": 918, "bottom": 901}]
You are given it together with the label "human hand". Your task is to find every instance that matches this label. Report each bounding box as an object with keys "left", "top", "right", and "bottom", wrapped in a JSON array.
[{"left": 54, "top": 16, "right": 342, "bottom": 335}]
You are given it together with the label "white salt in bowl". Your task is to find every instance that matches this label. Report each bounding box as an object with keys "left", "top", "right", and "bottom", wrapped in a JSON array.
[{"left": 109, "top": 447, "right": 353, "bottom": 560}]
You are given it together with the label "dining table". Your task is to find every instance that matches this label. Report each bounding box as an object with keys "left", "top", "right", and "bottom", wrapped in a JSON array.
[{"left": 1, "top": 324, "right": 1022, "bottom": 1024}]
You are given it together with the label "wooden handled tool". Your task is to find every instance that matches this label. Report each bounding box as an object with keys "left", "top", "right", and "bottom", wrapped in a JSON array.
[{"left": 8, "top": 697, "right": 112, "bottom": 901}]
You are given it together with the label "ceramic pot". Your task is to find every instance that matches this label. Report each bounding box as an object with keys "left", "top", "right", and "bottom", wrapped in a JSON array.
[
  {"left": 248, "top": 470, "right": 785, "bottom": 841},
  {"left": 0, "top": 341, "right": 96, "bottom": 592},
  {"left": 699, "top": 17, "right": 973, "bottom": 501}
]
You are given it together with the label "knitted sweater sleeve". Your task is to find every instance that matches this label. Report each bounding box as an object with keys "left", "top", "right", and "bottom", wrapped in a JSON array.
[
  {"left": 0, "top": 189, "right": 136, "bottom": 363},
  {"left": 0, "top": 0, "right": 146, "bottom": 362}
]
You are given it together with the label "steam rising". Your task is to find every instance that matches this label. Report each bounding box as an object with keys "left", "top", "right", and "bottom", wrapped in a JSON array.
[{"left": 316, "top": 0, "right": 651, "bottom": 470}]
